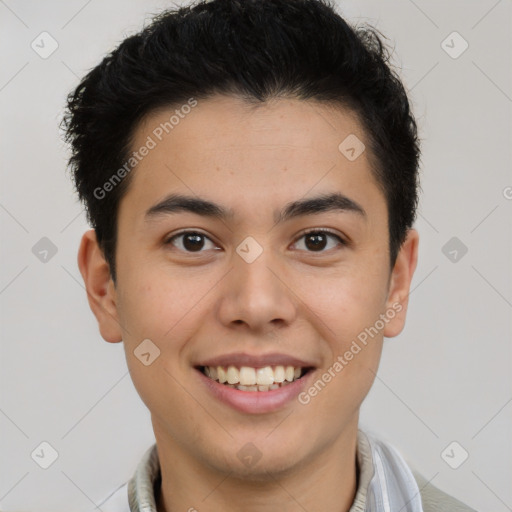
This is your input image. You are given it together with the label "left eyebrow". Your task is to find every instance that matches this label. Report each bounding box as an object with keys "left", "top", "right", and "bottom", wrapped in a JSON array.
[
  {"left": 144, "top": 192, "right": 367, "bottom": 224},
  {"left": 276, "top": 192, "right": 367, "bottom": 224}
]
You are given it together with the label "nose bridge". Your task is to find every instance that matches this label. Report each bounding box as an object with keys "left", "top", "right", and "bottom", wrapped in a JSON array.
[{"left": 216, "top": 238, "right": 296, "bottom": 330}]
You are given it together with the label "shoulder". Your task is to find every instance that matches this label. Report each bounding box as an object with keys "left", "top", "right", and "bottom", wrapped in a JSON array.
[{"left": 412, "top": 470, "right": 477, "bottom": 512}]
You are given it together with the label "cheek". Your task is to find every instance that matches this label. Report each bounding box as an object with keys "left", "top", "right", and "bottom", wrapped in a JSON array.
[
  {"left": 116, "top": 268, "right": 204, "bottom": 424},
  {"left": 295, "top": 266, "right": 388, "bottom": 348},
  {"left": 295, "top": 267, "right": 387, "bottom": 407},
  {"left": 126, "top": 353, "right": 208, "bottom": 446},
  {"left": 116, "top": 263, "right": 216, "bottom": 347},
  {"left": 299, "top": 277, "right": 385, "bottom": 423}
]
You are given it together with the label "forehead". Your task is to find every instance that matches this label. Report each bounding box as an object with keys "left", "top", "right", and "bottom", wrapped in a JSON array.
[{"left": 119, "top": 95, "right": 384, "bottom": 223}]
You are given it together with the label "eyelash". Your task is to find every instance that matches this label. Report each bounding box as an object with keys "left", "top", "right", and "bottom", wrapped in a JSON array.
[{"left": 164, "top": 228, "right": 346, "bottom": 254}]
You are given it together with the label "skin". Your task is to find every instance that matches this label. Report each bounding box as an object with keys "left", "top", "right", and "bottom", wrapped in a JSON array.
[{"left": 78, "top": 95, "right": 419, "bottom": 512}]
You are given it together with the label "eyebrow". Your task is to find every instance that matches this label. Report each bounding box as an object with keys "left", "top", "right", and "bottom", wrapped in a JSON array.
[{"left": 144, "top": 192, "right": 366, "bottom": 224}]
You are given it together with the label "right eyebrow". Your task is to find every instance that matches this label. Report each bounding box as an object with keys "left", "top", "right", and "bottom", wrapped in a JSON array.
[{"left": 144, "top": 194, "right": 234, "bottom": 222}]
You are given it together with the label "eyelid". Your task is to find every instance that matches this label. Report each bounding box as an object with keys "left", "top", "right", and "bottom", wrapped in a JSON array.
[
  {"left": 292, "top": 227, "right": 347, "bottom": 247},
  {"left": 299, "top": 227, "right": 345, "bottom": 239}
]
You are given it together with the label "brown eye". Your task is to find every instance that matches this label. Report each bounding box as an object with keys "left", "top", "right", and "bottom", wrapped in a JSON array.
[
  {"left": 305, "top": 232, "right": 328, "bottom": 251},
  {"left": 166, "top": 231, "right": 217, "bottom": 253},
  {"left": 293, "top": 230, "right": 345, "bottom": 252}
]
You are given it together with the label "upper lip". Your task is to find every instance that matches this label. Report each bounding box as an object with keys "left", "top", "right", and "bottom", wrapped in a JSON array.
[{"left": 196, "top": 352, "right": 316, "bottom": 369}]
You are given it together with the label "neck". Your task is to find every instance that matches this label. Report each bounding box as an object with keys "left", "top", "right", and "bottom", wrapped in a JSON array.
[{"left": 153, "top": 421, "right": 359, "bottom": 512}]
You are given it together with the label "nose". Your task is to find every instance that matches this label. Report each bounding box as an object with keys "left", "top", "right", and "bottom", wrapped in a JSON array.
[{"left": 216, "top": 246, "right": 297, "bottom": 334}]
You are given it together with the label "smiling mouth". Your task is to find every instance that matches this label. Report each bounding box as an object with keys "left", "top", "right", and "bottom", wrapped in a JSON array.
[{"left": 197, "top": 365, "right": 313, "bottom": 391}]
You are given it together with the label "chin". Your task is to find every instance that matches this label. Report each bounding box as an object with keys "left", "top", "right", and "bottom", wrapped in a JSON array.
[
  {"left": 225, "top": 454, "right": 305, "bottom": 482},
  {"left": 204, "top": 440, "right": 311, "bottom": 482}
]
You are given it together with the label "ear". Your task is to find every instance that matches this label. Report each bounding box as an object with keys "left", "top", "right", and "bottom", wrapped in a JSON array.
[
  {"left": 383, "top": 228, "right": 419, "bottom": 338},
  {"left": 77, "top": 229, "right": 123, "bottom": 343}
]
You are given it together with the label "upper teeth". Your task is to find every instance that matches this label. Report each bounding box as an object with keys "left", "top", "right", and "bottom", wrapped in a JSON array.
[{"left": 204, "top": 365, "right": 302, "bottom": 385}]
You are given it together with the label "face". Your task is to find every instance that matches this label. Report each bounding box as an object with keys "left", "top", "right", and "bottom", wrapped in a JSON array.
[{"left": 79, "top": 95, "right": 418, "bottom": 478}]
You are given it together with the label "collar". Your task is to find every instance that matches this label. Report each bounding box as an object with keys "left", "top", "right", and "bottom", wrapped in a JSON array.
[{"left": 123, "top": 429, "right": 423, "bottom": 512}]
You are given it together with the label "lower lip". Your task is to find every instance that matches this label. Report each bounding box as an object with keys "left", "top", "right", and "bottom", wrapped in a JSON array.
[{"left": 196, "top": 368, "right": 314, "bottom": 414}]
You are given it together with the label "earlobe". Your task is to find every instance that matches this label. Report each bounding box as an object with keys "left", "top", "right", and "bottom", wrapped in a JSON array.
[
  {"left": 383, "top": 228, "right": 419, "bottom": 338},
  {"left": 77, "top": 229, "right": 123, "bottom": 343}
]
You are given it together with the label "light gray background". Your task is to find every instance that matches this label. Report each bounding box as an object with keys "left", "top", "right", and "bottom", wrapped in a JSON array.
[{"left": 1, "top": 0, "right": 511, "bottom": 510}]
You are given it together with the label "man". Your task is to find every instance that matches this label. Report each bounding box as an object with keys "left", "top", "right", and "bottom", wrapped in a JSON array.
[{"left": 64, "top": 0, "right": 476, "bottom": 510}]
